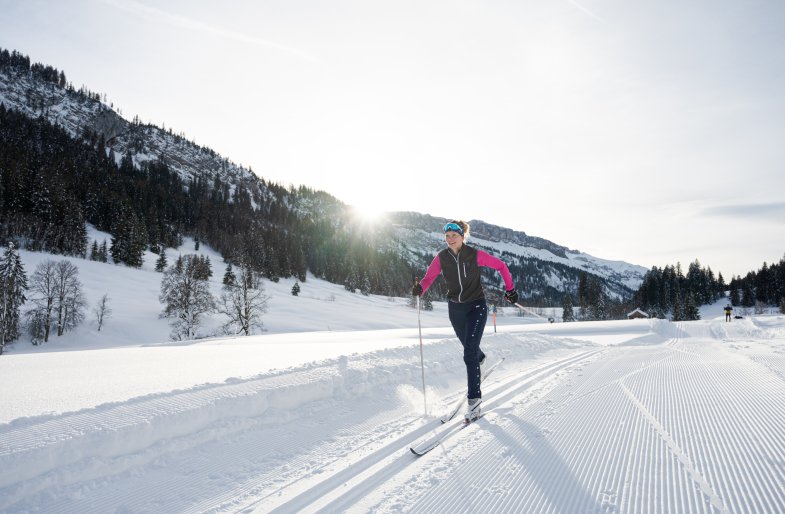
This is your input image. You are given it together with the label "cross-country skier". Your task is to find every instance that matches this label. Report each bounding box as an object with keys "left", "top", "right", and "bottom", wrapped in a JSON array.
[
  {"left": 724, "top": 304, "right": 732, "bottom": 322},
  {"left": 411, "top": 220, "right": 519, "bottom": 422}
]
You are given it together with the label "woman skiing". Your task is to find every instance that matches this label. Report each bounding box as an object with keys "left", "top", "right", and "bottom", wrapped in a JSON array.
[{"left": 411, "top": 220, "right": 519, "bottom": 422}]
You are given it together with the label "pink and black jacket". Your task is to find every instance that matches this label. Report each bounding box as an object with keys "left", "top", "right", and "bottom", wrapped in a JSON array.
[{"left": 420, "top": 245, "right": 514, "bottom": 303}]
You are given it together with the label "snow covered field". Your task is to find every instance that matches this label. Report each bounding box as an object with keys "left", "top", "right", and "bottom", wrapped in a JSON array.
[{"left": 2, "top": 244, "right": 785, "bottom": 513}]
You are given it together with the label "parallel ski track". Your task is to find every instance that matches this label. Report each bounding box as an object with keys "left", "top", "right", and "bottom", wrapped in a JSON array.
[
  {"left": 634, "top": 338, "right": 785, "bottom": 513},
  {"left": 258, "top": 348, "right": 604, "bottom": 514},
  {"left": 393, "top": 331, "right": 785, "bottom": 514}
]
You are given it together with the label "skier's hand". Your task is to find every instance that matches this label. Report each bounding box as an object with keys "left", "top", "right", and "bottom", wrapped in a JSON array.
[
  {"left": 411, "top": 282, "right": 423, "bottom": 296},
  {"left": 504, "top": 289, "right": 518, "bottom": 304}
]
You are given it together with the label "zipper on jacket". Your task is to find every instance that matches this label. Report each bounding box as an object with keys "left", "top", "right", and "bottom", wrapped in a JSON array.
[{"left": 451, "top": 250, "right": 464, "bottom": 302}]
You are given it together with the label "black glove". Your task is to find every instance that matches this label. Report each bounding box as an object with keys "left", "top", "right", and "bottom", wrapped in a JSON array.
[
  {"left": 411, "top": 282, "right": 423, "bottom": 296},
  {"left": 504, "top": 289, "right": 518, "bottom": 304}
]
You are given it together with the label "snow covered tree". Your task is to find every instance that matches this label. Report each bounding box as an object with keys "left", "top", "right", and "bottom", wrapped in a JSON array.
[
  {"left": 27, "top": 260, "right": 57, "bottom": 343},
  {"left": 26, "top": 259, "right": 83, "bottom": 343},
  {"left": 360, "top": 273, "right": 371, "bottom": 296},
  {"left": 408, "top": 294, "right": 433, "bottom": 311},
  {"left": 223, "top": 263, "right": 236, "bottom": 286},
  {"left": 729, "top": 278, "right": 741, "bottom": 306},
  {"left": 562, "top": 294, "right": 575, "bottom": 322},
  {"left": 217, "top": 263, "right": 268, "bottom": 336},
  {"left": 1, "top": 243, "right": 28, "bottom": 353},
  {"left": 89, "top": 240, "right": 100, "bottom": 261},
  {"left": 577, "top": 272, "right": 589, "bottom": 319},
  {"left": 155, "top": 251, "right": 167, "bottom": 272},
  {"left": 685, "top": 293, "right": 700, "bottom": 321},
  {"left": 291, "top": 281, "right": 300, "bottom": 296},
  {"left": 741, "top": 280, "right": 756, "bottom": 308},
  {"left": 159, "top": 255, "right": 215, "bottom": 340},
  {"left": 671, "top": 290, "right": 685, "bottom": 321},
  {"left": 592, "top": 292, "right": 608, "bottom": 321},
  {"left": 53, "top": 260, "right": 86, "bottom": 336},
  {"left": 99, "top": 240, "right": 109, "bottom": 263},
  {"left": 194, "top": 255, "right": 212, "bottom": 280},
  {"left": 93, "top": 293, "right": 111, "bottom": 331},
  {"left": 110, "top": 206, "right": 148, "bottom": 267}
]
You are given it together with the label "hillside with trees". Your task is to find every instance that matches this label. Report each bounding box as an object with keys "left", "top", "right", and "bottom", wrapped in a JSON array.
[{"left": 631, "top": 258, "right": 785, "bottom": 320}]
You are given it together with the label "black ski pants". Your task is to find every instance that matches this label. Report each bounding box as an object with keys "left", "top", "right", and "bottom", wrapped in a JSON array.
[{"left": 448, "top": 298, "right": 488, "bottom": 399}]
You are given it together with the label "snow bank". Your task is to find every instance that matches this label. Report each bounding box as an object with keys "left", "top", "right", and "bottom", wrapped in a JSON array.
[{"left": 0, "top": 330, "right": 580, "bottom": 507}]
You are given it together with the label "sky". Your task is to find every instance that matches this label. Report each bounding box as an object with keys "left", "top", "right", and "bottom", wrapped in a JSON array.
[{"left": 2, "top": 0, "right": 785, "bottom": 278}]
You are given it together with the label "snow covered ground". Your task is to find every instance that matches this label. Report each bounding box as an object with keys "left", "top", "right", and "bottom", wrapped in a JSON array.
[{"left": 2, "top": 242, "right": 785, "bottom": 513}]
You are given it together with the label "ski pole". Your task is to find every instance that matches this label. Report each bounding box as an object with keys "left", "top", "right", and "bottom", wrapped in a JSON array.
[
  {"left": 415, "top": 277, "right": 427, "bottom": 416},
  {"left": 513, "top": 302, "right": 547, "bottom": 319}
]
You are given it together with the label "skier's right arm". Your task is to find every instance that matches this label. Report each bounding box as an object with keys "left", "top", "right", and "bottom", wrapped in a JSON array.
[{"left": 418, "top": 255, "right": 442, "bottom": 295}]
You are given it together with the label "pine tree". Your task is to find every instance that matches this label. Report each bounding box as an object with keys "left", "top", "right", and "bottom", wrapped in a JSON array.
[
  {"left": 741, "top": 280, "right": 756, "bottom": 308},
  {"left": 90, "top": 240, "right": 100, "bottom": 261},
  {"left": 685, "top": 293, "right": 700, "bottom": 321},
  {"left": 730, "top": 277, "right": 741, "bottom": 306},
  {"left": 291, "top": 281, "right": 301, "bottom": 296},
  {"left": 155, "top": 251, "right": 168, "bottom": 272},
  {"left": 204, "top": 256, "right": 213, "bottom": 279},
  {"left": 577, "top": 272, "right": 589, "bottom": 319},
  {"left": 192, "top": 255, "right": 212, "bottom": 280},
  {"left": 562, "top": 294, "right": 575, "bottom": 322},
  {"left": 223, "top": 263, "right": 236, "bottom": 286},
  {"left": 110, "top": 207, "right": 147, "bottom": 267},
  {"left": 672, "top": 290, "right": 685, "bottom": 321},
  {"left": 1, "top": 243, "right": 28, "bottom": 353}
]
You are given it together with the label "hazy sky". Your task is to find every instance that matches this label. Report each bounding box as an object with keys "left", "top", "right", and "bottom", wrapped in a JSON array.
[{"left": 2, "top": 0, "right": 784, "bottom": 278}]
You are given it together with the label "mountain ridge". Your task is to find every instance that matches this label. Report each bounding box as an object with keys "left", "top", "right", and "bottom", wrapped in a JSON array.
[{"left": 0, "top": 48, "right": 646, "bottom": 301}]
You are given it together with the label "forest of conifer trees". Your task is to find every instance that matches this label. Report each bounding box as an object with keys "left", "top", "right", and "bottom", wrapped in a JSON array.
[
  {"left": 632, "top": 258, "right": 785, "bottom": 320},
  {"left": 0, "top": 103, "right": 420, "bottom": 299}
]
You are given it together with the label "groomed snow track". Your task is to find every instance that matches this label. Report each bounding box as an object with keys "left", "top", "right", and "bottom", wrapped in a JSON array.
[{"left": 2, "top": 319, "right": 785, "bottom": 513}]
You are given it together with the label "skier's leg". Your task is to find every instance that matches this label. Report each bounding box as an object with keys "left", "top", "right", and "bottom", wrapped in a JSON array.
[
  {"left": 448, "top": 301, "right": 467, "bottom": 344},
  {"left": 462, "top": 300, "right": 488, "bottom": 399}
]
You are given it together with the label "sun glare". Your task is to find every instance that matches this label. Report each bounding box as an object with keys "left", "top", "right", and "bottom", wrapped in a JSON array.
[{"left": 350, "top": 203, "right": 386, "bottom": 225}]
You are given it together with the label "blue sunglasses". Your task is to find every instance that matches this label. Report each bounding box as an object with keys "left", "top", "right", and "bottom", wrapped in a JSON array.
[{"left": 443, "top": 222, "right": 463, "bottom": 235}]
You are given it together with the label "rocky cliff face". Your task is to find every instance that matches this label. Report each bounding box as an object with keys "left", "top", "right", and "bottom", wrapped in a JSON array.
[{"left": 0, "top": 67, "right": 257, "bottom": 190}]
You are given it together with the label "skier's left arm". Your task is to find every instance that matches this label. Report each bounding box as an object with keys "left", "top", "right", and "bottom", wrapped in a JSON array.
[{"left": 477, "top": 250, "right": 514, "bottom": 291}]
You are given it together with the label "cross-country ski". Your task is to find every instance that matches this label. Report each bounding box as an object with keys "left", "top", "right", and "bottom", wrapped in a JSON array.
[{"left": 440, "top": 357, "right": 506, "bottom": 424}]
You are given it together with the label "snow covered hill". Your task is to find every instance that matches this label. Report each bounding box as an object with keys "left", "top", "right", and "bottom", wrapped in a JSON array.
[{"left": 2, "top": 275, "right": 784, "bottom": 514}]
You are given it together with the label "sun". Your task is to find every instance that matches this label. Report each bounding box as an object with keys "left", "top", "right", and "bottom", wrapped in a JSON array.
[{"left": 350, "top": 202, "right": 387, "bottom": 225}]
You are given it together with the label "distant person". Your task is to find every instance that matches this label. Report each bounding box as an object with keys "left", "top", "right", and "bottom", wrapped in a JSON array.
[
  {"left": 411, "top": 220, "right": 518, "bottom": 422},
  {"left": 724, "top": 304, "right": 732, "bottom": 322}
]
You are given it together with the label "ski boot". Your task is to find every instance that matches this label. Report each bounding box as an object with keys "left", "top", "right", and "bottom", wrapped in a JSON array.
[{"left": 464, "top": 398, "right": 482, "bottom": 423}]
